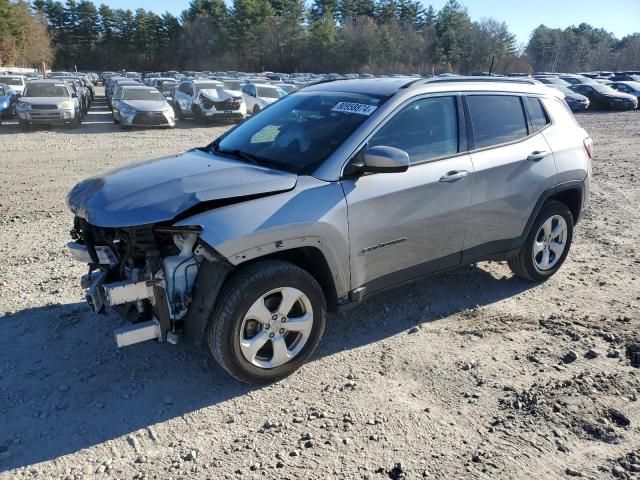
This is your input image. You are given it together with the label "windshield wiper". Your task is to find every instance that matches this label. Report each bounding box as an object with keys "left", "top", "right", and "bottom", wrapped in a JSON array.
[{"left": 211, "top": 143, "right": 262, "bottom": 166}]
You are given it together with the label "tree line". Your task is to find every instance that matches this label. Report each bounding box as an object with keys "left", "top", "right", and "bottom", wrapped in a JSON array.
[
  {"left": 2, "top": 0, "right": 639, "bottom": 74},
  {"left": 0, "top": 0, "right": 53, "bottom": 67}
]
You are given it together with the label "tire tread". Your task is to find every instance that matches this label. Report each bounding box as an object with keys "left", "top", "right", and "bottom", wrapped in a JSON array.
[{"left": 208, "top": 260, "right": 325, "bottom": 384}]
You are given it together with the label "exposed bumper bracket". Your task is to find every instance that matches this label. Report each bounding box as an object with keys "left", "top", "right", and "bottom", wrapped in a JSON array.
[{"left": 114, "top": 319, "right": 161, "bottom": 348}]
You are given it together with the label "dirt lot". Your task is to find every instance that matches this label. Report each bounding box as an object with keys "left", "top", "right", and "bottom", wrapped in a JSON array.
[{"left": 0, "top": 91, "right": 639, "bottom": 480}]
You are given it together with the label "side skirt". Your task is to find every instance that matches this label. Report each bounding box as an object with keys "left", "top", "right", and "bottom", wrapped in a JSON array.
[{"left": 337, "top": 238, "right": 523, "bottom": 312}]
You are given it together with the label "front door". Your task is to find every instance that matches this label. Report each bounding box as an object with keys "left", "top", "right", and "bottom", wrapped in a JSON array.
[{"left": 341, "top": 95, "right": 473, "bottom": 294}]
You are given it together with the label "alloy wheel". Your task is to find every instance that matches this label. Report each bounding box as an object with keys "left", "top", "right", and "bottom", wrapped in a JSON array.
[
  {"left": 239, "top": 287, "right": 314, "bottom": 369},
  {"left": 533, "top": 214, "right": 568, "bottom": 271}
]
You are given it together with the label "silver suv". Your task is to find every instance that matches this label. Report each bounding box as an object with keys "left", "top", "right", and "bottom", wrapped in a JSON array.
[
  {"left": 16, "top": 79, "right": 82, "bottom": 129},
  {"left": 66, "top": 77, "right": 592, "bottom": 384}
]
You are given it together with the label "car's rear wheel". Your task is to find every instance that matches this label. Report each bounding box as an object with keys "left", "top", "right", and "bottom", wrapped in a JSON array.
[
  {"left": 508, "top": 200, "right": 574, "bottom": 282},
  {"left": 208, "top": 261, "right": 326, "bottom": 384}
]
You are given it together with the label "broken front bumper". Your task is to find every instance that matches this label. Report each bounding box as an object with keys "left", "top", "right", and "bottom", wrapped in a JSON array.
[{"left": 68, "top": 241, "right": 170, "bottom": 346}]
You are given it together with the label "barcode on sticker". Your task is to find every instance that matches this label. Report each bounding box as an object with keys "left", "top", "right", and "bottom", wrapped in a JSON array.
[{"left": 331, "top": 102, "right": 377, "bottom": 115}]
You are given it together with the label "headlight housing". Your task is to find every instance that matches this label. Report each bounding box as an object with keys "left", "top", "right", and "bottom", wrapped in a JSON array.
[
  {"left": 120, "top": 104, "right": 136, "bottom": 115},
  {"left": 60, "top": 100, "right": 75, "bottom": 109}
]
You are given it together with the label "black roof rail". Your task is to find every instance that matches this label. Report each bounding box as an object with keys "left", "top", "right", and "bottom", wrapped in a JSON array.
[
  {"left": 409, "top": 76, "right": 542, "bottom": 86},
  {"left": 304, "top": 77, "right": 347, "bottom": 87},
  {"left": 400, "top": 77, "right": 425, "bottom": 88}
]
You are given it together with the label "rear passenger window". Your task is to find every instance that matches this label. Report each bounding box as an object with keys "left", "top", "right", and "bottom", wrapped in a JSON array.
[
  {"left": 467, "top": 95, "right": 528, "bottom": 149},
  {"left": 526, "top": 97, "right": 550, "bottom": 131},
  {"left": 369, "top": 96, "right": 458, "bottom": 164}
]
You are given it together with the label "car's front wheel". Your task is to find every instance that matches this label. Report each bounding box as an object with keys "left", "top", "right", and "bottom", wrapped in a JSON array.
[
  {"left": 208, "top": 261, "right": 326, "bottom": 384},
  {"left": 508, "top": 200, "right": 574, "bottom": 282}
]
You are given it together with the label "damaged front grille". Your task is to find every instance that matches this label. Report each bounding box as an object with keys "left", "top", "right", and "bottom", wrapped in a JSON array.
[
  {"left": 69, "top": 216, "right": 210, "bottom": 345},
  {"left": 201, "top": 97, "right": 241, "bottom": 111}
]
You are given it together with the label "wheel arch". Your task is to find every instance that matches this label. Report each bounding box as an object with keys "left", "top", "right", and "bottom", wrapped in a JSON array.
[
  {"left": 524, "top": 181, "right": 584, "bottom": 240},
  {"left": 183, "top": 244, "right": 341, "bottom": 347},
  {"left": 547, "top": 187, "right": 582, "bottom": 225},
  {"left": 235, "top": 246, "right": 339, "bottom": 312}
]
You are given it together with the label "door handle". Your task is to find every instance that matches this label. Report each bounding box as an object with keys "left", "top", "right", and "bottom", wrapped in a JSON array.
[
  {"left": 439, "top": 170, "right": 470, "bottom": 182},
  {"left": 527, "top": 150, "right": 549, "bottom": 162}
]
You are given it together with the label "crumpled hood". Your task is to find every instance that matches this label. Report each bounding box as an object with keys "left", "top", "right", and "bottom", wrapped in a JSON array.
[
  {"left": 67, "top": 149, "right": 297, "bottom": 227},
  {"left": 200, "top": 89, "right": 241, "bottom": 101}
]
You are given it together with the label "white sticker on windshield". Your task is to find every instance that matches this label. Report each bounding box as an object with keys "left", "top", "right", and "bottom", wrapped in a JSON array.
[
  {"left": 55, "top": 83, "right": 65, "bottom": 87},
  {"left": 331, "top": 102, "right": 377, "bottom": 116}
]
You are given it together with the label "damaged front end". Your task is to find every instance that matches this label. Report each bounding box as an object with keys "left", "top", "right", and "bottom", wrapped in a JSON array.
[
  {"left": 67, "top": 217, "right": 226, "bottom": 347},
  {"left": 194, "top": 89, "right": 246, "bottom": 120}
]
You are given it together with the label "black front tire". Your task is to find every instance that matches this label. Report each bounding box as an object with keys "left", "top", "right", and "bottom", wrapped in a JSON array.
[
  {"left": 508, "top": 200, "right": 574, "bottom": 282},
  {"left": 208, "top": 261, "right": 326, "bottom": 384}
]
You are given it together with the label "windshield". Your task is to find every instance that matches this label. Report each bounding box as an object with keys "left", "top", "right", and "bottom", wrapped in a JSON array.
[
  {"left": 161, "top": 83, "right": 175, "bottom": 94},
  {"left": 215, "top": 91, "right": 387, "bottom": 174},
  {"left": 278, "top": 84, "right": 298, "bottom": 94},
  {"left": 23, "top": 83, "right": 69, "bottom": 97},
  {"left": 223, "top": 81, "right": 243, "bottom": 90},
  {"left": 257, "top": 86, "right": 286, "bottom": 99},
  {"left": 122, "top": 89, "right": 165, "bottom": 101},
  {"left": 554, "top": 86, "right": 573, "bottom": 94},
  {"left": 0, "top": 76, "right": 23, "bottom": 86},
  {"left": 587, "top": 84, "right": 617, "bottom": 94},
  {"left": 195, "top": 82, "right": 223, "bottom": 93},
  {"left": 619, "top": 81, "right": 640, "bottom": 90}
]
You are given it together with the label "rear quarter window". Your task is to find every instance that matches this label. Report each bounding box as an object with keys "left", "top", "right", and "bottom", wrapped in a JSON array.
[
  {"left": 526, "top": 97, "right": 551, "bottom": 132},
  {"left": 467, "top": 95, "right": 528, "bottom": 149},
  {"left": 541, "top": 96, "right": 580, "bottom": 127}
]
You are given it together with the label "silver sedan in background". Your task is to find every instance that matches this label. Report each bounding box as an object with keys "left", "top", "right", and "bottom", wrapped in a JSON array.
[{"left": 113, "top": 85, "right": 175, "bottom": 129}]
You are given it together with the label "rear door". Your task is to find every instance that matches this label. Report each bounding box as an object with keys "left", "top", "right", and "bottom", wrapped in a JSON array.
[
  {"left": 462, "top": 94, "right": 557, "bottom": 258},
  {"left": 342, "top": 94, "right": 473, "bottom": 293}
]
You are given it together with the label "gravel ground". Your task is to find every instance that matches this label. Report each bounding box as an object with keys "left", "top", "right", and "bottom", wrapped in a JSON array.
[{"left": 0, "top": 91, "right": 639, "bottom": 480}]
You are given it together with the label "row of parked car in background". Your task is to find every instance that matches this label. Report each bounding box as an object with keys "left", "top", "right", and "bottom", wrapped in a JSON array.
[
  {"left": 102, "top": 72, "right": 295, "bottom": 128},
  {"left": 1, "top": 69, "right": 638, "bottom": 129},
  {"left": 0, "top": 71, "right": 98, "bottom": 128},
  {"left": 529, "top": 71, "right": 640, "bottom": 112}
]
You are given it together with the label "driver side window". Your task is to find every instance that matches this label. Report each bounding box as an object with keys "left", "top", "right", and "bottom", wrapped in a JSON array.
[{"left": 369, "top": 96, "right": 459, "bottom": 164}]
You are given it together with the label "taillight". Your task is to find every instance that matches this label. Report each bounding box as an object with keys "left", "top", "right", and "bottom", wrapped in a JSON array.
[{"left": 583, "top": 137, "right": 593, "bottom": 159}]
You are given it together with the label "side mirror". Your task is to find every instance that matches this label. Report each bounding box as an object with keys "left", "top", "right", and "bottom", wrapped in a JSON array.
[
  {"left": 72, "top": 93, "right": 77, "bottom": 98},
  {"left": 363, "top": 146, "right": 410, "bottom": 173}
]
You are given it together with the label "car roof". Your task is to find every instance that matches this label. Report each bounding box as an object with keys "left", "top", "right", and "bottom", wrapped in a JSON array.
[
  {"left": 27, "top": 79, "right": 70, "bottom": 84},
  {"left": 120, "top": 85, "right": 159, "bottom": 90},
  {"left": 302, "top": 77, "right": 560, "bottom": 98}
]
